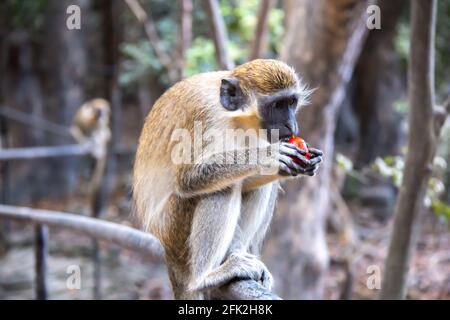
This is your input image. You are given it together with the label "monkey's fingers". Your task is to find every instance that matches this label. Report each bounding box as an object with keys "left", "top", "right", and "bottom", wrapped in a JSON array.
[
  {"left": 303, "top": 165, "right": 319, "bottom": 177},
  {"left": 279, "top": 162, "right": 295, "bottom": 177},
  {"left": 279, "top": 155, "right": 303, "bottom": 176},
  {"left": 308, "top": 156, "right": 323, "bottom": 166},
  {"left": 280, "top": 143, "right": 310, "bottom": 167},
  {"left": 280, "top": 154, "right": 319, "bottom": 177},
  {"left": 283, "top": 142, "right": 308, "bottom": 155},
  {"left": 308, "top": 147, "right": 323, "bottom": 157}
]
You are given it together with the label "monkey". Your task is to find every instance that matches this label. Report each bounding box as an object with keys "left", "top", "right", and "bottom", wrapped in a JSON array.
[
  {"left": 70, "top": 98, "right": 111, "bottom": 159},
  {"left": 133, "top": 59, "right": 323, "bottom": 299},
  {"left": 71, "top": 98, "right": 111, "bottom": 217}
]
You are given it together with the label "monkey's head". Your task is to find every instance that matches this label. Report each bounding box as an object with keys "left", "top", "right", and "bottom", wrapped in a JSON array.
[
  {"left": 220, "top": 59, "right": 310, "bottom": 141},
  {"left": 72, "top": 98, "right": 111, "bottom": 141},
  {"left": 75, "top": 98, "right": 110, "bottom": 129}
]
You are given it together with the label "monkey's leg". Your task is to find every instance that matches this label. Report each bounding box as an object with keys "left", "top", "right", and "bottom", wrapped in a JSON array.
[
  {"left": 189, "top": 184, "right": 279, "bottom": 293},
  {"left": 239, "top": 182, "right": 278, "bottom": 251},
  {"left": 228, "top": 182, "right": 279, "bottom": 290},
  {"left": 187, "top": 184, "right": 243, "bottom": 294}
]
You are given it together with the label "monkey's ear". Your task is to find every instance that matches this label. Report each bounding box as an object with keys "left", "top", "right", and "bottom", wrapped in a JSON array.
[{"left": 220, "top": 77, "right": 246, "bottom": 111}]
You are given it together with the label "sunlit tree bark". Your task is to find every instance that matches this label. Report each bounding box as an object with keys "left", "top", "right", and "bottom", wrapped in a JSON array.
[{"left": 264, "top": 0, "right": 371, "bottom": 299}]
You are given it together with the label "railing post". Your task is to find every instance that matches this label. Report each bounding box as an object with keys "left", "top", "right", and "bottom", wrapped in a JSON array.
[
  {"left": 0, "top": 112, "right": 11, "bottom": 254},
  {"left": 34, "top": 224, "right": 48, "bottom": 300},
  {"left": 89, "top": 132, "right": 109, "bottom": 300}
]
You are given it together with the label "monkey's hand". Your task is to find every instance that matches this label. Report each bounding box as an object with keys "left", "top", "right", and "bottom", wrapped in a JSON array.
[
  {"left": 278, "top": 142, "right": 323, "bottom": 177},
  {"left": 190, "top": 251, "right": 273, "bottom": 292}
]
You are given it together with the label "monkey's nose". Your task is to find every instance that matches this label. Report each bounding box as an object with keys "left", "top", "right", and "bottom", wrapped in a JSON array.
[{"left": 285, "top": 122, "right": 298, "bottom": 136}]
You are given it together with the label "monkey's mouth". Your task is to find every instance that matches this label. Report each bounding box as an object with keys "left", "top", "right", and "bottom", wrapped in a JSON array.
[{"left": 280, "top": 136, "right": 293, "bottom": 143}]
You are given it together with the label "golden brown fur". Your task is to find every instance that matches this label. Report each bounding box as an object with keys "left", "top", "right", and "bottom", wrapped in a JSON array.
[{"left": 232, "top": 59, "right": 298, "bottom": 95}]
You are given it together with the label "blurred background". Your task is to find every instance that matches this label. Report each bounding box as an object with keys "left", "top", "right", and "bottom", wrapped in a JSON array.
[{"left": 0, "top": 0, "right": 449, "bottom": 300}]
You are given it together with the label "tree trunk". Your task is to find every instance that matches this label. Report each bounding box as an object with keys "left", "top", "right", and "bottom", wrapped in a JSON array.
[
  {"left": 352, "top": 0, "right": 406, "bottom": 166},
  {"left": 264, "top": 0, "right": 370, "bottom": 299},
  {"left": 42, "top": 0, "right": 89, "bottom": 196},
  {"left": 380, "top": 0, "right": 438, "bottom": 300}
]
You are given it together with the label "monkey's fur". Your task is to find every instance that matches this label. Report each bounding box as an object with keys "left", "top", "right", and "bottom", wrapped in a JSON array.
[{"left": 133, "top": 59, "right": 322, "bottom": 299}]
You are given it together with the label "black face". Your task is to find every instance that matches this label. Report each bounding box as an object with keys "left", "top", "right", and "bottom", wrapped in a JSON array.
[
  {"left": 258, "top": 92, "right": 299, "bottom": 142},
  {"left": 220, "top": 77, "right": 299, "bottom": 142}
]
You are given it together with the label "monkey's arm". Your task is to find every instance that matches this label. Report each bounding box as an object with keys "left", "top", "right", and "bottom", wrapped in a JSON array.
[
  {"left": 70, "top": 125, "right": 88, "bottom": 144},
  {"left": 242, "top": 175, "right": 279, "bottom": 192},
  {"left": 176, "top": 147, "right": 271, "bottom": 197},
  {"left": 176, "top": 142, "right": 320, "bottom": 197}
]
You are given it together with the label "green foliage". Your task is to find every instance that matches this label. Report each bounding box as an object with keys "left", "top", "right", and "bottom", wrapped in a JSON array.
[
  {"left": 4, "top": 0, "right": 48, "bottom": 32},
  {"left": 120, "top": 0, "right": 177, "bottom": 87},
  {"left": 393, "top": 98, "right": 409, "bottom": 115},
  {"left": 120, "top": 0, "right": 284, "bottom": 87},
  {"left": 185, "top": 37, "right": 217, "bottom": 76},
  {"left": 336, "top": 153, "right": 353, "bottom": 172},
  {"left": 372, "top": 154, "right": 450, "bottom": 226},
  {"left": 372, "top": 156, "right": 404, "bottom": 188},
  {"left": 394, "top": 22, "right": 409, "bottom": 61},
  {"left": 436, "top": 0, "right": 450, "bottom": 95},
  {"left": 120, "top": 41, "right": 163, "bottom": 86},
  {"left": 431, "top": 200, "right": 450, "bottom": 224},
  {"left": 394, "top": 0, "right": 450, "bottom": 98},
  {"left": 220, "top": 0, "right": 284, "bottom": 63}
]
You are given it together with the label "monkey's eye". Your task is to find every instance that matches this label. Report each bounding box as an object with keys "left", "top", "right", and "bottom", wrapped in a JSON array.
[{"left": 288, "top": 97, "right": 297, "bottom": 106}]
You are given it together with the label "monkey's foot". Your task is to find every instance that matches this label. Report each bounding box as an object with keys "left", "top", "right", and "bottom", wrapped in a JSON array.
[{"left": 189, "top": 252, "right": 273, "bottom": 292}]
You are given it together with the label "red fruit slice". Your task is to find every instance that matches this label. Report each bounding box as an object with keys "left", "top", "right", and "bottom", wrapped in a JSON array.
[{"left": 287, "top": 136, "right": 311, "bottom": 160}]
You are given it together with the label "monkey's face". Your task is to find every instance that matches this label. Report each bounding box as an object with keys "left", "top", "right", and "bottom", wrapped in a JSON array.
[
  {"left": 220, "top": 77, "right": 302, "bottom": 142},
  {"left": 257, "top": 90, "right": 300, "bottom": 142},
  {"left": 220, "top": 60, "right": 310, "bottom": 142}
]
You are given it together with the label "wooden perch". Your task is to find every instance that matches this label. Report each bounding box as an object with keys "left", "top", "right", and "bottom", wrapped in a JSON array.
[
  {"left": 0, "top": 204, "right": 280, "bottom": 300},
  {"left": 0, "top": 144, "right": 91, "bottom": 160},
  {"left": 214, "top": 279, "right": 281, "bottom": 300}
]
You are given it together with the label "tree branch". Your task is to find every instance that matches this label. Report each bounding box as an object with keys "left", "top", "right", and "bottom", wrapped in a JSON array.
[
  {"left": 203, "top": 0, "right": 234, "bottom": 70},
  {"left": 175, "top": 0, "right": 193, "bottom": 79},
  {"left": 249, "top": 0, "right": 274, "bottom": 60},
  {"left": 124, "top": 0, "right": 177, "bottom": 82}
]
